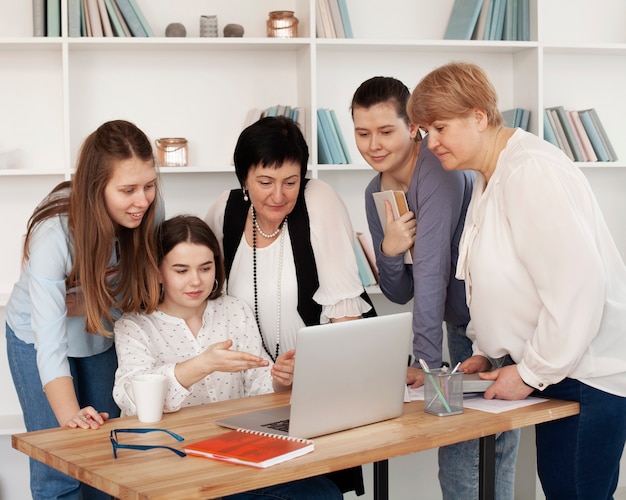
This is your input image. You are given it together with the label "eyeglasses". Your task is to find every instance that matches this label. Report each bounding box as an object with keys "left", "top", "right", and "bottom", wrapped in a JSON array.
[{"left": 110, "top": 428, "right": 186, "bottom": 458}]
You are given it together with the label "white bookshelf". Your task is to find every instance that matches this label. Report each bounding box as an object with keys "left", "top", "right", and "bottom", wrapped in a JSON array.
[{"left": 1, "top": 3, "right": 625, "bottom": 496}]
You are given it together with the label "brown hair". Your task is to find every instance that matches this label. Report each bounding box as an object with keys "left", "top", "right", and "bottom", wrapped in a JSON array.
[
  {"left": 23, "top": 120, "right": 162, "bottom": 336},
  {"left": 156, "top": 215, "right": 225, "bottom": 301},
  {"left": 350, "top": 76, "right": 412, "bottom": 127},
  {"left": 407, "top": 62, "right": 504, "bottom": 128}
]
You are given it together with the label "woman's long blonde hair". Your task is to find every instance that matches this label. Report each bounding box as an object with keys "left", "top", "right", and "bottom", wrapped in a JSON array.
[{"left": 23, "top": 120, "right": 161, "bottom": 336}]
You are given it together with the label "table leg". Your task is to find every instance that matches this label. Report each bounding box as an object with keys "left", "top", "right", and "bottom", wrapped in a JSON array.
[
  {"left": 478, "top": 434, "right": 496, "bottom": 500},
  {"left": 373, "top": 459, "right": 389, "bottom": 500}
]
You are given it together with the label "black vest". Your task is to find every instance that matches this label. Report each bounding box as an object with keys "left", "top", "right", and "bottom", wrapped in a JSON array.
[{"left": 222, "top": 179, "right": 375, "bottom": 325}]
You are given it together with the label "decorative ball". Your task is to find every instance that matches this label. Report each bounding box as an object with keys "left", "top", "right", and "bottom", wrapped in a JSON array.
[
  {"left": 223, "top": 23, "right": 244, "bottom": 37},
  {"left": 165, "top": 23, "right": 187, "bottom": 37}
]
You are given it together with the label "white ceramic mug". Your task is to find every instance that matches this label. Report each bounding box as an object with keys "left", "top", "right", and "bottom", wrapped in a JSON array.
[{"left": 130, "top": 374, "right": 167, "bottom": 423}]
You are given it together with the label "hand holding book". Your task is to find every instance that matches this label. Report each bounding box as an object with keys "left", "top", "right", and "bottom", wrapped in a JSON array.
[{"left": 372, "top": 191, "right": 415, "bottom": 264}]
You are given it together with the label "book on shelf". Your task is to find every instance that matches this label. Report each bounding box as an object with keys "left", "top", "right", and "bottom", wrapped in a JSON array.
[
  {"left": 354, "top": 235, "right": 377, "bottom": 288},
  {"left": 67, "top": 0, "right": 82, "bottom": 36},
  {"left": 33, "top": 0, "right": 46, "bottom": 36},
  {"left": 316, "top": 0, "right": 336, "bottom": 38},
  {"left": 97, "top": 0, "right": 114, "bottom": 36},
  {"left": 517, "top": 0, "right": 530, "bottom": 41},
  {"left": 565, "top": 110, "right": 591, "bottom": 162},
  {"left": 114, "top": 0, "right": 147, "bottom": 36},
  {"left": 578, "top": 109, "right": 610, "bottom": 162},
  {"left": 546, "top": 108, "right": 574, "bottom": 161},
  {"left": 586, "top": 108, "right": 617, "bottom": 161},
  {"left": 548, "top": 106, "right": 584, "bottom": 162},
  {"left": 86, "top": 0, "right": 103, "bottom": 36},
  {"left": 336, "top": 0, "right": 353, "bottom": 37},
  {"left": 372, "top": 191, "right": 413, "bottom": 264},
  {"left": 487, "top": 0, "right": 506, "bottom": 40},
  {"left": 542, "top": 110, "right": 560, "bottom": 149},
  {"left": 317, "top": 116, "right": 333, "bottom": 165},
  {"left": 472, "top": 0, "right": 491, "bottom": 40},
  {"left": 327, "top": 0, "right": 345, "bottom": 37},
  {"left": 183, "top": 429, "right": 314, "bottom": 468},
  {"left": 104, "top": 0, "right": 128, "bottom": 37},
  {"left": 567, "top": 110, "right": 597, "bottom": 162},
  {"left": 327, "top": 108, "right": 352, "bottom": 163},
  {"left": 47, "top": 0, "right": 61, "bottom": 37},
  {"left": 503, "top": 0, "right": 518, "bottom": 41},
  {"left": 444, "top": 0, "right": 484, "bottom": 41},
  {"left": 356, "top": 231, "right": 379, "bottom": 284},
  {"left": 317, "top": 109, "right": 345, "bottom": 164},
  {"left": 502, "top": 108, "right": 530, "bottom": 131},
  {"left": 127, "top": 0, "right": 154, "bottom": 36}
]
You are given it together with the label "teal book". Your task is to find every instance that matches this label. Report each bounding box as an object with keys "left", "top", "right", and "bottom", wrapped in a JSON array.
[
  {"left": 127, "top": 0, "right": 154, "bottom": 36},
  {"left": 543, "top": 110, "right": 559, "bottom": 148},
  {"left": 445, "top": 0, "right": 483, "bottom": 40},
  {"left": 586, "top": 108, "right": 617, "bottom": 161},
  {"left": 317, "top": 109, "right": 345, "bottom": 164},
  {"left": 354, "top": 237, "right": 377, "bottom": 288},
  {"left": 336, "top": 0, "right": 353, "bottom": 38},
  {"left": 501, "top": 108, "right": 517, "bottom": 128},
  {"left": 578, "top": 110, "right": 609, "bottom": 162},
  {"left": 489, "top": 0, "right": 506, "bottom": 40},
  {"left": 473, "top": 0, "right": 491, "bottom": 40},
  {"left": 503, "top": 0, "right": 517, "bottom": 41},
  {"left": 518, "top": 0, "right": 530, "bottom": 41},
  {"left": 519, "top": 108, "right": 530, "bottom": 131},
  {"left": 328, "top": 108, "right": 352, "bottom": 163},
  {"left": 114, "top": 0, "right": 146, "bottom": 36},
  {"left": 104, "top": 0, "right": 126, "bottom": 36},
  {"left": 46, "top": 0, "right": 61, "bottom": 37},
  {"left": 550, "top": 106, "right": 584, "bottom": 162},
  {"left": 482, "top": 0, "right": 495, "bottom": 40},
  {"left": 68, "top": 0, "right": 82, "bottom": 36},
  {"left": 316, "top": 114, "right": 333, "bottom": 165}
]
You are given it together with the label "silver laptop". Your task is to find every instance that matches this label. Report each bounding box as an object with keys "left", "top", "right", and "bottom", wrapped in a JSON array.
[
  {"left": 462, "top": 372, "right": 495, "bottom": 393},
  {"left": 217, "top": 312, "right": 413, "bottom": 439}
]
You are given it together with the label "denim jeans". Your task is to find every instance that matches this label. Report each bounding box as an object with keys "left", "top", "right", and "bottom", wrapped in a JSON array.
[
  {"left": 6, "top": 324, "right": 119, "bottom": 500},
  {"left": 534, "top": 378, "right": 626, "bottom": 499},
  {"left": 222, "top": 475, "right": 343, "bottom": 499},
  {"left": 437, "top": 323, "right": 520, "bottom": 500}
]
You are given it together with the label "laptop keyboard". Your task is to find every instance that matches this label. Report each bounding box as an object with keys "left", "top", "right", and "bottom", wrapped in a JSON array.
[{"left": 261, "top": 419, "right": 290, "bottom": 432}]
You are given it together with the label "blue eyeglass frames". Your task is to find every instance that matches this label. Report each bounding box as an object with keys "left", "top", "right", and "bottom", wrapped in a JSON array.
[{"left": 110, "top": 428, "right": 186, "bottom": 458}]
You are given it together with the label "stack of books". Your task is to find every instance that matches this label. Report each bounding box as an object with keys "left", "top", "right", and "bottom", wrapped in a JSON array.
[
  {"left": 502, "top": 108, "right": 530, "bottom": 131},
  {"left": 316, "top": 108, "right": 352, "bottom": 165},
  {"left": 445, "top": 0, "right": 530, "bottom": 41},
  {"left": 316, "top": 0, "right": 353, "bottom": 38},
  {"left": 66, "top": 0, "right": 154, "bottom": 37},
  {"left": 243, "top": 105, "right": 306, "bottom": 136},
  {"left": 544, "top": 106, "right": 617, "bottom": 162}
]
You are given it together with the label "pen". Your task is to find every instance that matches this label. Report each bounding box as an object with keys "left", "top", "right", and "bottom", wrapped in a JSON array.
[
  {"left": 419, "top": 359, "right": 452, "bottom": 413},
  {"left": 450, "top": 362, "right": 461, "bottom": 375}
]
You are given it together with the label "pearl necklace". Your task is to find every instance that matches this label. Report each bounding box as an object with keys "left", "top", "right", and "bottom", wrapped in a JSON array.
[
  {"left": 252, "top": 206, "right": 285, "bottom": 239},
  {"left": 252, "top": 217, "right": 286, "bottom": 362}
]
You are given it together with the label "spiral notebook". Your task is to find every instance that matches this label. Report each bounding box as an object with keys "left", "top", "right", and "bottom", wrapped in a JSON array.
[
  {"left": 217, "top": 312, "right": 412, "bottom": 439},
  {"left": 183, "top": 428, "right": 313, "bottom": 468}
]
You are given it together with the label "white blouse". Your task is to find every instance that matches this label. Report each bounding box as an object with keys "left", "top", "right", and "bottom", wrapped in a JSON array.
[
  {"left": 113, "top": 295, "right": 274, "bottom": 416},
  {"left": 205, "top": 178, "right": 371, "bottom": 355},
  {"left": 457, "top": 129, "right": 626, "bottom": 396}
]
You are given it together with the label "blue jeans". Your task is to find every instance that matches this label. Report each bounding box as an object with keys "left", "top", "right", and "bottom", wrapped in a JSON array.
[
  {"left": 6, "top": 324, "right": 119, "bottom": 500},
  {"left": 222, "top": 475, "right": 343, "bottom": 499},
  {"left": 437, "top": 323, "right": 520, "bottom": 500},
  {"left": 534, "top": 378, "right": 626, "bottom": 499}
]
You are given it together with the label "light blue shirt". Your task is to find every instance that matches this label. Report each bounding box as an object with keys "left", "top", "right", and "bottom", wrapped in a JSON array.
[{"left": 6, "top": 214, "right": 116, "bottom": 387}]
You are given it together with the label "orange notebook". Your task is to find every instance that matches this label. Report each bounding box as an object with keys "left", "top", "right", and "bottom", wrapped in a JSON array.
[{"left": 183, "top": 429, "right": 314, "bottom": 468}]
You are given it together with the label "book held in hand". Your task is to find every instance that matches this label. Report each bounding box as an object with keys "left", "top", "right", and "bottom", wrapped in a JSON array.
[
  {"left": 372, "top": 190, "right": 413, "bottom": 264},
  {"left": 183, "top": 429, "right": 314, "bottom": 468}
]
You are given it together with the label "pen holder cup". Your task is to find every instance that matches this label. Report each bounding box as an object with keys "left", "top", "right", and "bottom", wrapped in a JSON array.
[{"left": 424, "top": 369, "right": 463, "bottom": 416}]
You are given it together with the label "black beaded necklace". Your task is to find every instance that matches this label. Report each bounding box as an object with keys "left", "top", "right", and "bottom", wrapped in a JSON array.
[{"left": 252, "top": 207, "right": 287, "bottom": 362}]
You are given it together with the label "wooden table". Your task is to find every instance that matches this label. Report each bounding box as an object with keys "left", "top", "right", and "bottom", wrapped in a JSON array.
[{"left": 12, "top": 392, "right": 579, "bottom": 500}]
